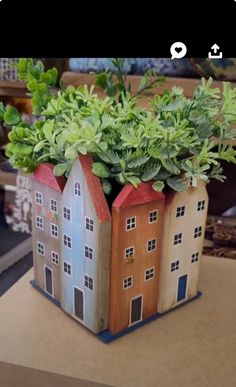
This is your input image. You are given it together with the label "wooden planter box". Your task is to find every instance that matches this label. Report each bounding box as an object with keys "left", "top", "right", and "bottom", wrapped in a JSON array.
[{"left": 31, "top": 155, "right": 208, "bottom": 342}]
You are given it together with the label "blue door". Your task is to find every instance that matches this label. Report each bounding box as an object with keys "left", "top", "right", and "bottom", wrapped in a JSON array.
[{"left": 177, "top": 275, "right": 187, "bottom": 302}]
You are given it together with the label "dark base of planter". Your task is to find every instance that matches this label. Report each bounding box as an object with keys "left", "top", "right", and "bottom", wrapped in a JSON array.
[{"left": 30, "top": 280, "right": 202, "bottom": 343}]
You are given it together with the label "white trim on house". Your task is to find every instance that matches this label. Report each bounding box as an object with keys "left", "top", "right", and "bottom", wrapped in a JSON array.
[
  {"left": 173, "top": 233, "right": 183, "bottom": 245},
  {"left": 84, "top": 273, "right": 94, "bottom": 292},
  {"left": 191, "top": 252, "right": 199, "bottom": 263},
  {"left": 123, "top": 275, "right": 134, "bottom": 289},
  {"left": 171, "top": 260, "right": 180, "bottom": 272},
  {"left": 126, "top": 216, "right": 136, "bottom": 231},
  {"left": 129, "top": 294, "right": 143, "bottom": 327},
  {"left": 51, "top": 250, "right": 59, "bottom": 265},
  {"left": 194, "top": 226, "right": 202, "bottom": 239},
  {"left": 197, "top": 200, "right": 205, "bottom": 211},
  {"left": 63, "top": 260, "right": 72, "bottom": 276},
  {"left": 148, "top": 209, "right": 158, "bottom": 224},
  {"left": 37, "top": 241, "right": 45, "bottom": 256},
  {"left": 50, "top": 223, "right": 59, "bottom": 238},
  {"left": 144, "top": 267, "right": 155, "bottom": 281},
  {"left": 73, "top": 285, "right": 85, "bottom": 323},
  {"left": 43, "top": 264, "right": 54, "bottom": 298},
  {"left": 35, "top": 216, "right": 43, "bottom": 230},
  {"left": 35, "top": 191, "right": 43, "bottom": 206},
  {"left": 176, "top": 205, "right": 185, "bottom": 218},
  {"left": 50, "top": 198, "right": 58, "bottom": 213}
]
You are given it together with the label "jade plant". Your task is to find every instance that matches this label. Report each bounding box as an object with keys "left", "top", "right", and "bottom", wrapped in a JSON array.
[{"left": 1, "top": 58, "right": 236, "bottom": 195}]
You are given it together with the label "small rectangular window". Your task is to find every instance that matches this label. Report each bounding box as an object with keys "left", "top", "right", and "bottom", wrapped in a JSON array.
[
  {"left": 123, "top": 276, "right": 133, "bottom": 289},
  {"left": 35, "top": 192, "right": 43, "bottom": 205},
  {"left": 197, "top": 200, "right": 205, "bottom": 211},
  {"left": 64, "top": 261, "right": 71, "bottom": 275},
  {"left": 64, "top": 234, "right": 72, "bottom": 248},
  {"left": 74, "top": 181, "right": 81, "bottom": 196},
  {"left": 147, "top": 239, "right": 156, "bottom": 252},
  {"left": 149, "top": 210, "right": 158, "bottom": 223},
  {"left": 194, "top": 226, "right": 202, "bottom": 238},
  {"left": 36, "top": 216, "right": 43, "bottom": 230},
  {"left": 51, "top": 251, "right": 59, "bottom": 265},
  {"left": 174, "top": 233, "right": 182, "bottom": 245},
  {"left": 37, "top": 241, "right": 45, "bottom": 256},
  {"left": 51, "top": 223, "right": 58, "bottom": 238},
  {"left": 63, "top": 207, "right": 71, "bottom": 221},
  {"left": 191, "top": 252, "right": 199, "bottom": 263},
  {"left": 50, "top": 199, "right": 58, "bottom": 213},
  {"left": 171, "top": 260, "right": 180, "bottom": 272},
  {"left": 176, "top": 206, "right": 185, "bottom": 218},
  {"left": 84, "top": 245, "right": 93, "bottom": 260},
  {"left": 85, "top": 217, "right": 94, "bottom": 232},
  {"left": 145, "top": 267, "right": 155, "bottom": 280},
  {"left": 126, "top": 216, "right": 136, "bottom": 231},
  {"left": 84, "top": 275, "right": 93, "bottom": 291}
]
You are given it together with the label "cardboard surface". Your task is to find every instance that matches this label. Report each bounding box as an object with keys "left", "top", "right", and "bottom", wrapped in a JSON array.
[{"left": 0, "top": 256, "right": 236, "bottom": 387}]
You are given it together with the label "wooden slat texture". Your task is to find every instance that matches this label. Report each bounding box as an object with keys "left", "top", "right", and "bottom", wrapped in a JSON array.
[
  {"left": 0, "top": 80, "right": 27, "bottom": 98},
  {"left": 0, "top": 171, "right": 17, "bottom": 186}
]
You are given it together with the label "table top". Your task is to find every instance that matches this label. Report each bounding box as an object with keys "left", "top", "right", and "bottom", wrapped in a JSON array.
[{"left": 0, "top": 255, "right": 235, "bottom": 387}]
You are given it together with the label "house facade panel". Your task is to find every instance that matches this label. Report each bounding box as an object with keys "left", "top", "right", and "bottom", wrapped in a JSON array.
[
  {"left": 60, "top": 157, "right": 111, "bottom": 333},
  {"left": 109, "top": 183, "right": 165, "bottom": 334},
  {"left": 158, "top": 180, "right": 208, "bottom": 313}
]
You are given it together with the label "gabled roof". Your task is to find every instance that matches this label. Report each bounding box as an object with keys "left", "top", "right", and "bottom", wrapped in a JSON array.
[
  {"left": 79, "top": 156, "right": 111, "bottom": 223},
  {"left": 113, "top": 181, "right": 165, "bottom": 208},
  {"left": 32, "top": 163, "right": 66, "bottom": 192}
]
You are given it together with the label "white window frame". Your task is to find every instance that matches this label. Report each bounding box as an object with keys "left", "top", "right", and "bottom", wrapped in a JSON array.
[
  {"left": 174, "top": 233, "right": 182, "bottom": 245},
  {"left": 149, "top": 210, "right": 158, "bottom": 224},
  {"left": 176, "top": 206, "right": 185, "bottom": 218},
  {"left": 191, "top": 252, "right": 199, "bottom": 263},
  {"left": 63, "top": 206, "right": 71, "bottom": 221},
  {"left": 74, "top": 181, "right": 81, "bottom": 196},
  {"left": 50, "top": 223, "right": 59, "bottom": 238},
  {"left": 197, "top": 200, "right": 205, "bottom": 211},
  {"left": 124, "top": 246, "right": 135, "bottom": 260},
  {"left": 64, "top": 234, "right": 72, "bottom": 249},
  {"left": 171, "top": 260, "right": 180, "bottom": 272},
  {"left": 63, "top": 260, "right": 72, "bottom": 276},
  {"left": 144, "top": 267, "right": 155, "bottom": 281},
  {"left": 194, "top": 226, "right": 202, "bottom": 239},
  {"left": 35, "top": 191, "right": 43, "bottom": 206},
  {"left": 126, "top": 216, "right": 136, "bottom": 231},
  {"left": 50, "top": 198, "right": 58, "bottom": 213},
  {"left": 37, "top": 241, "right": 45, "bottom": 256},
  {"left": 51, "top": 250, "right": 59, "bottom": 265},
  {"left": 123, "top": 276, "right": 134, "bottom": 289},
  {"left": 36, "top": 216, "right": 43, "bottom": 230},
  {"left": 84, "top": 245, "right": 93, "bottom": 260},
  {"left": 85, "top": 217, "right": 94, "bottom": 232},
  {"left": 147, "top": 238, "right": 157, "bottom": 252},
  {"left": 84, "top": 274, "right": 94, "bottom": 291}
]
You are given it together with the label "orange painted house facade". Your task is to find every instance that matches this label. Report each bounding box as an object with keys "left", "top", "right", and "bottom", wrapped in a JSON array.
[{"left": 109, "top": 182, "right": 165, "bottom": 334}]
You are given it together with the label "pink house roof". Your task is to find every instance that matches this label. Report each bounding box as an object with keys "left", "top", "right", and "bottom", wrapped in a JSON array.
[
  {"left": 79, "top": 156, "right": 111, "bottom": 223},
  {"left": 113, "top": 182, "right": 165, "bottom": 208},
  {"left": 32, "top": 163, "right": 66, "bottom": 192}
]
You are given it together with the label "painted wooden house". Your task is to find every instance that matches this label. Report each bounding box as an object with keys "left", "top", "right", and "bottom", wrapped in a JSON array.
[
  {"left": 108, "top": 182, "right": 165, "bottom": 334},
  {"left": 158, "top": 180, "right": 209, "bottom": 313},
  {"left": 60, "top": 156, "right": 111, "bottom": 333},
  {"left": 31, "top": 163, "right": 66, "bottom": 302}
]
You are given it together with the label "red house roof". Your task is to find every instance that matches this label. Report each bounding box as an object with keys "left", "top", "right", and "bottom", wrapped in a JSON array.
[
  {"left": 79, "top": 156, "right": 111, "bottom": 223},
  {"left": 32, "top": 163, "right": 66, "bottom": 192},
  {"left": 113, "top": 182, "right": 165, "bottom": 208}
]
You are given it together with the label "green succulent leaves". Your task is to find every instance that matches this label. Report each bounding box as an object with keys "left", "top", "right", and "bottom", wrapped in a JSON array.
[{"left": 2, "top": 59, "right": 236, "bottom": 194}]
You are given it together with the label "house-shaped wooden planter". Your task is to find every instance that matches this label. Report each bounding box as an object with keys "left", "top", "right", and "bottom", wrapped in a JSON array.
[{"left": 31, "top": 155, "right": 208, "bottom": 342}]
